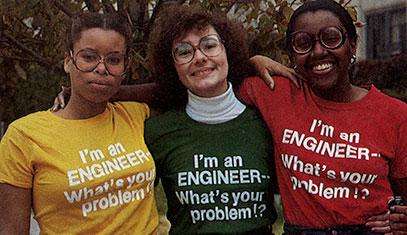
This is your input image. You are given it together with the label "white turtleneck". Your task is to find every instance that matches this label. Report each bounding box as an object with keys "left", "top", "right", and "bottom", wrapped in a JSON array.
[{"left": 185, "top": 82, "right": 246, "bottom": 124}]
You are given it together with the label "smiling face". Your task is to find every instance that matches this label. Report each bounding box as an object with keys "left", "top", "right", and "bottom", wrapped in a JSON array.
[
  {"left": 291, "top": 10, "right": 356, "bottom": 97},
  {"left": 172, "top": 26, "right": 229, "bottom": 98},
  {"left": 64, "top": 28, "right": 126, "bottom": 104}
]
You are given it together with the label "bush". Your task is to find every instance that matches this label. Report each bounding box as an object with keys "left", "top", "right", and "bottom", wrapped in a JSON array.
[{"left": 350, "top": 55, "right": 407, "bottom": 102}]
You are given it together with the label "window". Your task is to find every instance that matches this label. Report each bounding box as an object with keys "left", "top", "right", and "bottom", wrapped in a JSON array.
[{"left": 366, "top": 7, "right": 406, "bottom": 59}]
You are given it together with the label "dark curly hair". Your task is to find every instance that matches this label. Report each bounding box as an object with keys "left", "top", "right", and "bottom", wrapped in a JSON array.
[
  {"left": 65, "top": 12, "right": 132, "bottom": 54},
  {"left": 286, "top": 0, "right": 357, "bottom": 54},
  {"left": 147, "top": 5, "right": 251, "bottom": 110}
]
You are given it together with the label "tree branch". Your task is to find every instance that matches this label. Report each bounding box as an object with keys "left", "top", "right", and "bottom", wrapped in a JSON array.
[
  {"left": 84, "top": 0, "right": 98, "bottom": 12},
  {"left": 131, "top": 0, "right": 149, "bottom": 31},
  {"left": 0, "top": 55, "right": 36, "bottom": 62},
  {"left": 102, "top": 0, "right": 115, "bottom": 13},
  {"left": 55, "top": 0, "right": 75, "bottom": 17},
  {"left": 1, "top": 31, "right": 50, "bottom": 67},
  {"left": 144, "top": 0, "right": 186, "bottom": 38}
]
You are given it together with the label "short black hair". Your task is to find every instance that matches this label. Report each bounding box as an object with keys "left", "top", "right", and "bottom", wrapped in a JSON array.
[{"left": 65, "top": 12, "right": 132, "bottom": 53}]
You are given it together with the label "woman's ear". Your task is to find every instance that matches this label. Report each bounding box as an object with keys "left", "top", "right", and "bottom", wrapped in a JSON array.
[
  {"left": 64, "top": 52, "right": 71, "bottom": 74},
  {"left": 349, "top": 39, "right": 357, "bottom": 57}
]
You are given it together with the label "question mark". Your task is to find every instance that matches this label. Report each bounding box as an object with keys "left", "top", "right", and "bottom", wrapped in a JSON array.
[
  {"left": 361, "top": 188, "right": 370, "bottom": 199},
  {"left": 258, "top": 204, "right": 266, "bottom": 217}
]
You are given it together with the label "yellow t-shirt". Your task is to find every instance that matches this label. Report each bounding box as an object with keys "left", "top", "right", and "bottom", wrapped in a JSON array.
[{"left": 0, "top": 102, "right": 159, "bottom": 235}]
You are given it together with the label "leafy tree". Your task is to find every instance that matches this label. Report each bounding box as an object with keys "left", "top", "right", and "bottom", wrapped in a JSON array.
[{"left": 0, "top": 0, "right": 364, "bottom": 125}]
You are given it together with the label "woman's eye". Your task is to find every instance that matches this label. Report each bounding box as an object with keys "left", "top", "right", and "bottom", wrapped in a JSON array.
[
  {"left": 80, "top": 54, "right": 98, "bottom": 62},
  {"left": 296, "top": 39, "right": 311, "bottom": 49},
  {"left": 107, "top": 56, "right": 123, "bottom": 64},
  {"left": 177, "top": 49, "right": 193, "bottom": 57}
]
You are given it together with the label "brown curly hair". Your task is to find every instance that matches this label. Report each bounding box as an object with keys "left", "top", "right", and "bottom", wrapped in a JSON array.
[{"left": 147, "top": 5, "right": 251, "bottom": 110}]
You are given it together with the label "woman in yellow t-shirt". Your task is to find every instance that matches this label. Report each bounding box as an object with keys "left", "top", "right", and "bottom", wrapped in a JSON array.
[{"left": 0, "top": 12, "right": 159, "bottom": 234}]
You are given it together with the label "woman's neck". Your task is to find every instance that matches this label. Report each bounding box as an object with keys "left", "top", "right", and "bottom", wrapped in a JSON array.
[
  {"left": 185, "top": 82, "right": 246, "bottom": 124},
  {"left": 54, "top": 96, "right": 107, "bottom": 120},
  {"left": 312, "top": 82, "right": 369, "bottom": 103}
]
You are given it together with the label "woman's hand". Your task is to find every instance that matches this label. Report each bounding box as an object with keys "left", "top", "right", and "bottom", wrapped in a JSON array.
[
  {"left": 249, "top": 55, "right": 301, "bottom": 89},
  {"left": 365, "top": 197, "right": 407, "bottom": 235},
  {"left": 365, "top": 210, "right": 392, "bottom": 235},
  {"left": 50, "top": 86, "right": 70, "bottom": 112},
  {"left": 389, "top": 200, "right": 407, "bottom": 234}
]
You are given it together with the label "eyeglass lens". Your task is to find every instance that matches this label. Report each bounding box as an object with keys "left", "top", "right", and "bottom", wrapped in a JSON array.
[
  {"left": 173, "top": 35, "right": 223, "bottom": 64},
  {"left": 291, "top": 26, "right": 344, "bottom": 54},
  {"left": 73, "top": 49, "right": 128, "bottom": 76}
]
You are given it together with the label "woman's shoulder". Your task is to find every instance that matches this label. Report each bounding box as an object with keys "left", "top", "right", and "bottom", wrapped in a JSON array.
[
  {"left": 146, "top": 108, "right": 186, "bottom": 126},
  {"left": 8, "top": 110, "right": 53, "bottom": 129},
  {"left": 3, "top": 110, "right": 54, "bottom": 141},
  {"left": 109, "top": 101, "right": 147, "bottom": 110},
  {"left": 241, "top": 75, "right": 300, "bottom": 93},
  {"left": 364, "top": 85, "right": 407, "bottom": 123},
  {"left": 369, "top": 86, "right": 407, "bottom": 110},
  {"left": 108, "top": 101, "right": 149, "bottom": 119},
  {"left": 144, "top": 108, "right": 188, "bottom": 142}
]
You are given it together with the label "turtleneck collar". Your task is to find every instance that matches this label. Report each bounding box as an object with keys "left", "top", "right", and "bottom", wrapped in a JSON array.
[{"left": 185, "top": 82, "right": 246, "bottom": 124}]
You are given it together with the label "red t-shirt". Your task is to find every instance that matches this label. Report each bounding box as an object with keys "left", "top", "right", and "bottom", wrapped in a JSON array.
[{"left": 239, "top": 76, "right": 407, "bottom": 228}]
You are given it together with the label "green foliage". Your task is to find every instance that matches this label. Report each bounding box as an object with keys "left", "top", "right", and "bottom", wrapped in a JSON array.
[{"left": 0, "top": 63, "right": 61, "bottom": 122}]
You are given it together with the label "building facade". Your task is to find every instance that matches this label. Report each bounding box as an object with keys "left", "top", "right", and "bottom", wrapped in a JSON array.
[{"left": 353, "top": 0, "right": 407, "bottom": 59}]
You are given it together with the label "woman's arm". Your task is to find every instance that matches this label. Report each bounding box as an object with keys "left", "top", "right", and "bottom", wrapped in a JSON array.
[
  {"left": 112, "top": 83, "right": 160, "bottom": 104},
  {"left": 249, "top": 55, "right": 301, "bottom": 89},
  {"left": 0, "top": 183, "right": 31, "bottom": 234}
]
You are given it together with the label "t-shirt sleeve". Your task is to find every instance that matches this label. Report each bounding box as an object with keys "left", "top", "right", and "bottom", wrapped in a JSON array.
[
  {"left": 0, "top": 125, "right": 34, "bottom": 188},
  {"left": 239, "top": 76, "right": 262, "bottom": 106},
  {"left": 115, "top": 101, "right": 150, "bottom": 122},
  {"left": 126, "top": 102, "right": 150, "bottom": 120},
  {"left": 390, "top": 121, "right": 407, "bottom": 179}
]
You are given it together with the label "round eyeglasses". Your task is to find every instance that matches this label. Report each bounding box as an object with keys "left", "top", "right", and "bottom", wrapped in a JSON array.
[
  {"left": 70, "top": 49, "right": 129, "bottom": 76},
  {"left": 172, "top": 35, "right": 224, "bottom": 65},
  {"left": 290, "top": 26, "right": 347, "bottom": 55}
]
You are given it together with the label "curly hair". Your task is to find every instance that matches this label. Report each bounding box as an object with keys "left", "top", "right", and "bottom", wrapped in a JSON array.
[
  {"left": 147, "top": 5, "right": 251, "bottom": 110},
  {"left": 65, "top": 12, "right": 132, "bottom": 54}
]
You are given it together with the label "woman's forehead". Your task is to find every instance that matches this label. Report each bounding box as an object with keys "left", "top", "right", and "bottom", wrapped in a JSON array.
[
  {"left": 173, "top": 25, "right": 218, "bottom": 44},
  {"left": 293, "top": 10, "right": 343, "bottom": 32}
]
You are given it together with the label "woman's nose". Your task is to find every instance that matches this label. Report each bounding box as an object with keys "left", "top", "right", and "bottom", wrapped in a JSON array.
[
  {"left": 310, "top": 40, "right": 328, "bottom": 58},
  {"left": 193, "top": 48, "right": 208, "bottom": 64},
  {"left": 94, "top": 60, "right": 109, "bottom": 75}
]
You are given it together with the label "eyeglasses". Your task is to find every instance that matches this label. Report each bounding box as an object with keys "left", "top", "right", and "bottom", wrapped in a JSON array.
[
  {"left": 70, "top": 49, "right": 129, "bottom": 76},
  {"left": 290, "top": 26, "right": 347, "bottom": 55},
  {"left": 172, "top": 35, "right": 224, "bottom": 65}
]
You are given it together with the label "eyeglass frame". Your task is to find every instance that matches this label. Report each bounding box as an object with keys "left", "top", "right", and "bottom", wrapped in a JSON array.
[
  {"left": 171, "top": 34, "right": 225, "bottom": 65},
  {"left": 289, "top": 25, "right": 348, "bottom": 55},
  {"left": 69, "top": 49, "right": 130, "bottom": 76}
]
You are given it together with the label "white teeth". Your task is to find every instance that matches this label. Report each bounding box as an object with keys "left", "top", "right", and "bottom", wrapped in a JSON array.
[
  {"left": 313, "top": 63, "right": 333, "bottom": 71},
  {"left": 194, "top": 69, "right": 212, "bottom": 75}
]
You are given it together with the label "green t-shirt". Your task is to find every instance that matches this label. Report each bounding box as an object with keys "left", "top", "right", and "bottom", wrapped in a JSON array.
[{"left": 145, "top": 107, "right": 277, "bottom": 234}]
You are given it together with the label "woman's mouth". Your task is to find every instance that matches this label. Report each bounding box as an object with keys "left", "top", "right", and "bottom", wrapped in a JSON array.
[
  {"left": 89, "top": 80, "right": 110, "bottom": 88},
  {"left": 192, "top": 68, "right": 214, "bottom": 76},
  {"left": 312, "top": 63, "right": 333, "bottom": 72}
]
